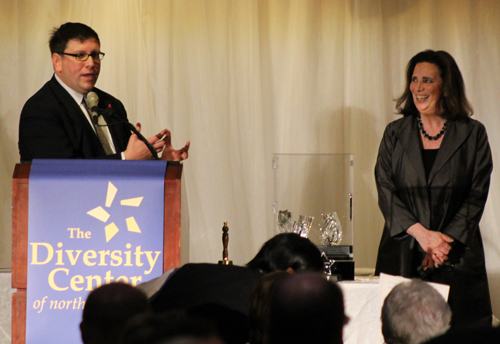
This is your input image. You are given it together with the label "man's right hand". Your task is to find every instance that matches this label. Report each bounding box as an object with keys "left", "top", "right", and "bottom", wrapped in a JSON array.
[{"left": 123, "top": 123, "right": 167, "bottom": 160}]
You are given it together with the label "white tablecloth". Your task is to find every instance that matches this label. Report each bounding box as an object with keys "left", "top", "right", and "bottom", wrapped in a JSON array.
[{"left": 340, "top": 277, "right": 384, "bottom": 344}]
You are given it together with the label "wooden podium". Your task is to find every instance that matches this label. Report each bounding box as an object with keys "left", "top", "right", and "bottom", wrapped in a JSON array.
[{"left": 11, "top": 162, "right": 183, "bottom": 344}]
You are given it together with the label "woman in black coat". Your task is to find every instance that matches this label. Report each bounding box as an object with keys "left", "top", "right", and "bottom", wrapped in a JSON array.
[{"left": 375, "top": 50, "right": 493, "bottom": 328}]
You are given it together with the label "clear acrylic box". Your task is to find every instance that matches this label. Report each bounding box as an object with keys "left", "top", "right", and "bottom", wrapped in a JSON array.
[{"left": 272, "top": 153, "right": 354, "bottom": 279}]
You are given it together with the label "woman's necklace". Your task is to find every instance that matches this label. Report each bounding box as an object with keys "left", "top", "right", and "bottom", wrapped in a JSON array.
[{"left": 417, "top": 116, "right": 448, "bottom": 141}]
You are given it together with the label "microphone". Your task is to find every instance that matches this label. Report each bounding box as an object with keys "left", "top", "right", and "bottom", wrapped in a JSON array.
[
  {"left": 86, "top": 91, "right": 159, "bottom": 160},
  {"left": 85, "top": 91, "right": 101, "bottom": 125}
]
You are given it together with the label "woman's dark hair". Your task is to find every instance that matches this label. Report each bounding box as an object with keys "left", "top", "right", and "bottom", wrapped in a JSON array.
[
  {"left": 249, "top": 271, "right": 289, "bottom": 344},
  {"left": 122, "top": 310, "right": 222, "bottom": 344},
  {"left": 49, "top": 22, "right": 100, "bottom": 54},
  {"left": 246, "top": 233, "right": 324, "bottom": 274},
  {"left": 395, "top": 50, "right": 473, "bottom": 120}
]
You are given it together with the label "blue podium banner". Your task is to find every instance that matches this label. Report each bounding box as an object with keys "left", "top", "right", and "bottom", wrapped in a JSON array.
[{"left": 26, "top": 159, "right": 167, "bottom": 344}]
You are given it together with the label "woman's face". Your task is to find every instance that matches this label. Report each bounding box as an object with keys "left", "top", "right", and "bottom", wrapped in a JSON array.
[{"left": 410, "top": 62, "right": 443, "bottom": 117}]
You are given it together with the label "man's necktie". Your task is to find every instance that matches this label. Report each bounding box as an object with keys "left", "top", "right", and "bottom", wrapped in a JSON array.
[{"left": 83, "top": 99, "right": 115, "bottom": 155}]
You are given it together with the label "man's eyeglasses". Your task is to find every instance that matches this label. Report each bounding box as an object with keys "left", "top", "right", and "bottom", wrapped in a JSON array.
[{"left": 58, "top": 52, "right": 105, "bottom": 61}]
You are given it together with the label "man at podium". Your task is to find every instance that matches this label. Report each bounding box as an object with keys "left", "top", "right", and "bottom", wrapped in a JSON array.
[{"left": 18, "top": 22, "right": 189, "bottom": 162}]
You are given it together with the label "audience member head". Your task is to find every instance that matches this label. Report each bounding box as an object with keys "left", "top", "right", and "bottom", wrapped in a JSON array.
[
  {"left": 246, "top": 233, "right": 324, "bottom": 274},
  {"left": 381, "top": 279, "right": 452, "bottom": 344},
  {"left": 122, "top": 310, "right": 224, "bottom": 344},
  {"left": 80, "top": 282, "right": 151, "bottom": 344},
  {"left": 49, "top": 22, "right": 100, "bottom": 54},
  {"left": 187, "top": 303, "right": 248, "bottom": 344},
  {"left": 249, "top": 271, "right": 289, "bottom": 344},
  {"left": 267, "top": 273, "right": 347, "bottom": 344}
]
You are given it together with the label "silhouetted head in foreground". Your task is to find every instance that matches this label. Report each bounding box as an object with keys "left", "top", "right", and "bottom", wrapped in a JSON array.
[
  {"left": 268, "top": 273, "right": 347, "bottom": 344},
  {"left": 122, "top": 310, "right": 224, "bottom": 344},
  {"left": 80, "top": 282, "right": 151, "bottom": 344}
]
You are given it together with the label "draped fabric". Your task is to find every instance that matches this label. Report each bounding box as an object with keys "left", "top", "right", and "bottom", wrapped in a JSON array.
[{"left": 1, "top": 0, "right": 500, "bottom": 315}]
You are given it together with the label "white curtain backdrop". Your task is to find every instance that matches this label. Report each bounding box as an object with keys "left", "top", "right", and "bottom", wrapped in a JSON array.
[{"left": 1, "top": 0, "right": 500, "bottom": 315}]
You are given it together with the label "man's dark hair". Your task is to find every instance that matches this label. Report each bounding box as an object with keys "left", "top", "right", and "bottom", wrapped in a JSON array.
[
  {"left": 49, "top": 22, "right": 100, "bottom": 54},
  {"left": 80, "top": 282, "right": 151, "bottom": 344},
  {"left": 246, "top": 233, "right": 324, "bottom": 273},
  {"left": 268, "top": 273, "right": 347, "bottom": 344},
  {"left": 396, "top": 49, "right": 473, "bottom": 121}
]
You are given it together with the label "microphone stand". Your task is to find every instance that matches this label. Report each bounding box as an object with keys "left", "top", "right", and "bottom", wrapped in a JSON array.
[{"left": 92, "top": 107, "right": 159, "bottom": 160}]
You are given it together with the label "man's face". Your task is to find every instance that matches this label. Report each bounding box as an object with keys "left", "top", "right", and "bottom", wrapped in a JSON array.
[{"left": 52, "top": 38, "right": 101, "bottom": 95}]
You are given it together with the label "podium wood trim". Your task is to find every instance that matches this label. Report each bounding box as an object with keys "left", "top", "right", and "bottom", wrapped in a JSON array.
[{"left": 11, "top": 161, "right": 183, "bottom": 344}]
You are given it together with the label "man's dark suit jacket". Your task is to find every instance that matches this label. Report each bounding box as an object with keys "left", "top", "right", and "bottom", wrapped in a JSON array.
[{"left": 19, "top": 76, "right": 132, "bottom": 161}]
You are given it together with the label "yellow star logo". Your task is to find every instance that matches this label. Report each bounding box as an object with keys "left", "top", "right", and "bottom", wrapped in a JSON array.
[{"left": 87, "top": 182, "right": 144, "bottom": 242}]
